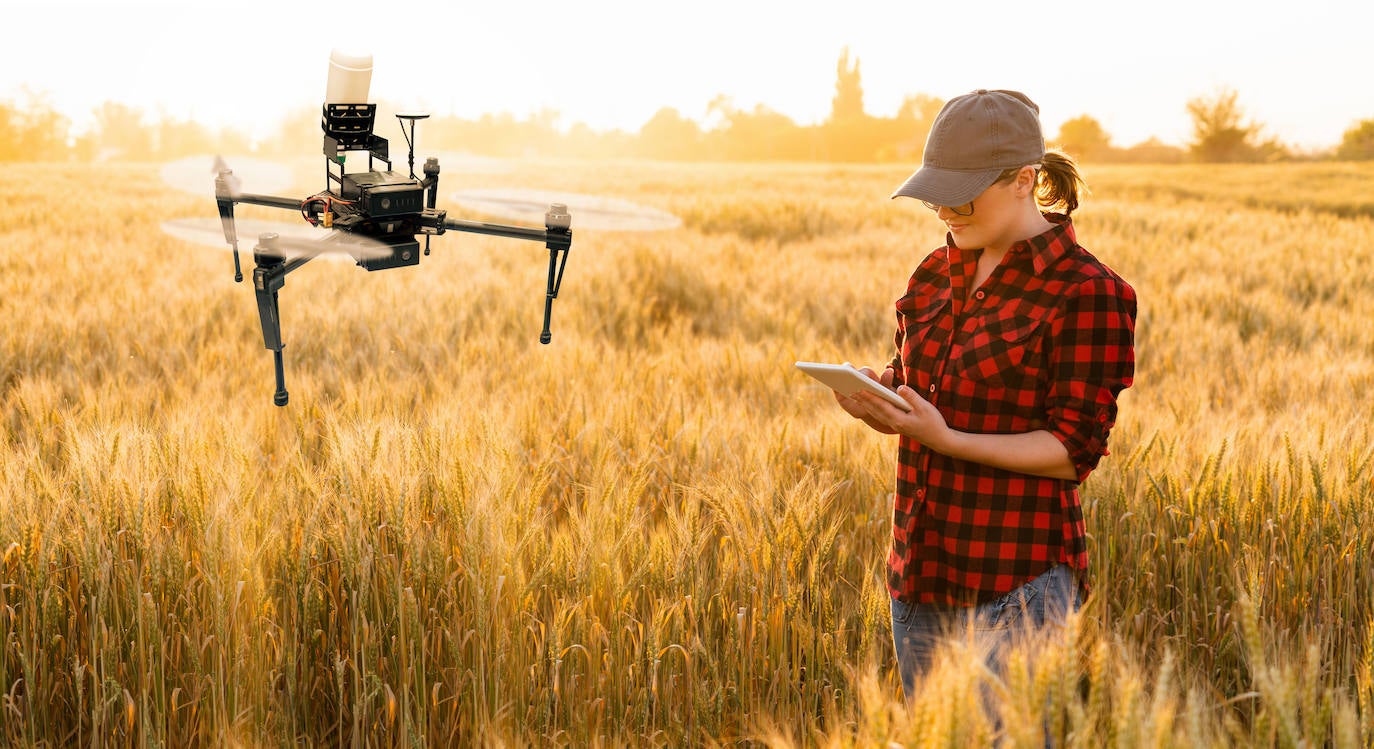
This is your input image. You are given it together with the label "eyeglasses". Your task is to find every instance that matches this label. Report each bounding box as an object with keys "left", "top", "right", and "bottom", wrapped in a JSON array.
[
  {"left": 920, "top": 199, "right": 975, "bottom": 216},
  {"left": 919, "top": 164, "right": 1042, "bottom": 217}
]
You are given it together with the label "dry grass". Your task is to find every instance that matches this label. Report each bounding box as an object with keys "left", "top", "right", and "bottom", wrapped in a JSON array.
[{"left": 2, "top": 159, "right": 1373, "bottom": 746}]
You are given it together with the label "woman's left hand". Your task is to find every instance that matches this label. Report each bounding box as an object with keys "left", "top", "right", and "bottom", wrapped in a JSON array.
[{"left": 851, "top": 385, "right": 951, "bottom": 451}]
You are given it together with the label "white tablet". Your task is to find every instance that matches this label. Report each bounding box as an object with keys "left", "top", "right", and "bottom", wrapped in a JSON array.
[{"left": 795, "top": 361, "right": 912, "bottom": 412}]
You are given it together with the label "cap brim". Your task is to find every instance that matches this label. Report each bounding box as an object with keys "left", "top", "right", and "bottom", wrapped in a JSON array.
[{"left": 890, "top": 165, "right": 1003, "bottom": 206}]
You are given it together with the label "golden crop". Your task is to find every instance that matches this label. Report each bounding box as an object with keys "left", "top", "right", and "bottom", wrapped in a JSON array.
[{"left": 2, "top": 159, "right": 1373, "bottom": 746}]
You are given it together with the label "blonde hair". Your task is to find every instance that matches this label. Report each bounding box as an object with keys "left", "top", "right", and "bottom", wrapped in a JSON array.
[
  {"left": 992, "top": 148, "right": 1087, "bottom": 216},
  {"left": 1039, "top": 149, "right": 1086, "bottom": 215}
]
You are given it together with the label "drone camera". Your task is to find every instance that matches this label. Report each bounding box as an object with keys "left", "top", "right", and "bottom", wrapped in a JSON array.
[{"left": 357, "top": 236, "right": 422, "bottom": 272}]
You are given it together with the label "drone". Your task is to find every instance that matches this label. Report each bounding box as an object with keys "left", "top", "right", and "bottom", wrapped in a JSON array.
[{"left": 206, "top": 51, "right": 571, "bottom": 406}]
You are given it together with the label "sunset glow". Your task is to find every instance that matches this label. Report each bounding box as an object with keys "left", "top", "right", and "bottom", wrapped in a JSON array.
[{"left": 6, "top": 0, "right": 1372, "bottom": 151}]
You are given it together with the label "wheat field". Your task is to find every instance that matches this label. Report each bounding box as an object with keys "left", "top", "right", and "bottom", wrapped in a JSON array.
[{"left": 2, "top": 158, "right": 1373, "bottom": 746}]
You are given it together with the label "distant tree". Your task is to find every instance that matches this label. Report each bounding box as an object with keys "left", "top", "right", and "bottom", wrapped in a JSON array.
[
  {"left": 715, "top": 103, "right": 808, "bottom": 161},
  {"left": 1116, "top": 136, "right": 1187, "bottom": 164},
  {"left": 882, "top": 93, "right": 944, "bottom": 161},
  {"left": 1336, "top": 118, "right": 1374, "bottom": 160},
  {"left": 257, "top": 105, "right": 318, "bottom": 158},
  {"left": 18, "top": 103, "right": 71, "bottom": 161},
  {"left": 0, "top": 90, "right": 72, "bottom": 161},
  {"left": 216, "top": 126, "right": 254, "bottom": 155},
  {"left": 1055, "top": 115, "right": 1112, "bottom": 161},
  {"left": 637, "top": 107, "right": 704, "bottom": 160},
  {"left": 822, "top": 48, "right": 880, "bottom": 162},
  {"left": 558, "top": 122, "right": 630, "bottom": 160},
  {"left": 155, "top": 117, "right": 215, "bottom": 159},
  {"left": 896, "top": 94, "right": 943, "bottom": 126},
  {"left": 0, "top": 101, "right": 20, "bottom": 160},
  {"left": 831, "top": 47, "right": 865, "bottom": 123},
  {"left": 1185, "top": 88, "right": 1287, "bottom": 162},
  {"left": 93, "top": 101, "right": 153, "bottom": 160}
]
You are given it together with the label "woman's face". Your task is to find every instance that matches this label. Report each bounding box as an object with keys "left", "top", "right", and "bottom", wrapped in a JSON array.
[{"left": 935, "top": 167, "right": 1036, "bottom": 252}]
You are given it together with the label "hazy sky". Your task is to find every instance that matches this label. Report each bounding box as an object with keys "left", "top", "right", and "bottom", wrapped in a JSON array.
[{"left": 3, "top": 0, "right": 1369, "bottom": 152}]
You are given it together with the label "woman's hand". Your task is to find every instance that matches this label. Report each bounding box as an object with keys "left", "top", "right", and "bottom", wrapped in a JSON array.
[
  {"left": 833, "top": 366, "right": 900, "bottom": 434},
  {"left": 849, "top": 378, "right": 952, "bottom": 450}
]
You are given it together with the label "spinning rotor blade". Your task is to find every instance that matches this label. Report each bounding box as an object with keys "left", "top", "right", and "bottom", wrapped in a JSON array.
[
  {"left": 427, "top": 151, "right": 513, "bottom": 176},
  {"left": 451, "top": 188, "right": 681, "bottom": 232},
  {"left": 160, "top": 217, "right": 394, "bottom": 262},
  {"left": 160, "top": 154, "right": 294, "bottom": 199}
]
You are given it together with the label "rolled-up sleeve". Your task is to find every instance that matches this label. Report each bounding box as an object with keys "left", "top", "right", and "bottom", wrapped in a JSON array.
[{"left": 1046, "top": 276, "right": 1137, "bottom": 482}]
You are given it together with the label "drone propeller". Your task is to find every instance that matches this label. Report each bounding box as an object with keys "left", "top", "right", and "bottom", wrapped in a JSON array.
[
  {"left": 212, "top": 155, "right": 242, "bottom": 198},
  {"left": 160, "top": 217, "right": 394, "bottom": 262},
  {"left": 426, "top": 150, "right": 513, "bottom": 176},
  {"left": 160, "top": 154, "right": 295, "bottom": 199},
  {"left": 450, "top": 188, "right": 681, "bottom": 232}
]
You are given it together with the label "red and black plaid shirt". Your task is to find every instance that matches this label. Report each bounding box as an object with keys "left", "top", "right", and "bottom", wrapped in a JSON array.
[{"left": 886, "top": 214, "right": 1135, "bottom": 606}]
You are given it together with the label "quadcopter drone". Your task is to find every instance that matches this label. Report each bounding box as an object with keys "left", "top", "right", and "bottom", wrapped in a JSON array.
[{"left": 209, "top": 52, "right": 571, "bottom": 406}]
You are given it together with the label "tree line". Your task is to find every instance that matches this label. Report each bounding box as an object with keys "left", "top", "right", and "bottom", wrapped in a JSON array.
[{"left": 5, "top": 50, "right": 1374, "bottom": 164}]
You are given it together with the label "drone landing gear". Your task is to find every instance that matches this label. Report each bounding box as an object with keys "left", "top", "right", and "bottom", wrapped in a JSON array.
[
  {"left": 540, "top": 243, "right": 569, "bottom": 344},
  {"left": 271, "top": 350, "right": 289, "bottom": 407},
  {"left": 251, "top": 233, "right": 305, "bottom": 407},
  {"left": 215, "top": 171, "right": 244, "bottom": 284}
]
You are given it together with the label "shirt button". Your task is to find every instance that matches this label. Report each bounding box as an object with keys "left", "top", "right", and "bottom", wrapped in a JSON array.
[
  {"left": 975, "top": 290, "right": 985, "bottom": 300},
  {"left": 928, "top": 383, "right": 936, "bottom": 393},
  {"left": 916, "top": 488, "right": 926, "bottom": 499}
]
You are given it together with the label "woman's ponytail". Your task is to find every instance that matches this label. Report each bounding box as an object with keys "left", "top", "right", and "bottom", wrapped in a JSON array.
[{"left": 1036, "top": 149, "right": 1087, "bottom": 216}]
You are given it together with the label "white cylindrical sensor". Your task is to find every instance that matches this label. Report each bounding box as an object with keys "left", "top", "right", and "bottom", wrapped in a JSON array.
[{"left": 325, "top": 49, "right": 373, "bottom": 104}]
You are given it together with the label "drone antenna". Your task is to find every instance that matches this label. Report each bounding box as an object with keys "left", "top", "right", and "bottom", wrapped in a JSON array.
[{"left": 396, "top": 113, "right": 429, "bottom": 180}]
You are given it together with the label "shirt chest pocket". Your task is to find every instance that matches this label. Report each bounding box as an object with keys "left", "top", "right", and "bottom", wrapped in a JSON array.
[
  {"left": 898, "top": 295, "right": 950, "bottom": 374},
  {"left": 955, "top": 311, "right": 1049, "bottom": 390}
]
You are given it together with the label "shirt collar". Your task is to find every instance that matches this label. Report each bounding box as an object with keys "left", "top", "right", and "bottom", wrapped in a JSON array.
[
  {"left": 1024, "top": 212, "right": 1075, "bottom": 275},
  {"left": 944, "top": 212, "right": 1076, "bottom": 276}
]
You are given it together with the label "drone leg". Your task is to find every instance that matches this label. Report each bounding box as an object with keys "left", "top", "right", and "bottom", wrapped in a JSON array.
[
  {"left": 539, "top": 238, "right": 571, "bottom": 345},
  {"left": 253, "top": 260, "right": 290, "bottom": 407},
  {"left": 217, "top": 195, "right": 243, "bottom": 283},
  {"left": 231, "top": 241, "right": 244, "bottom": 283},
  {"left": 539, "top": 249, "right": 556, "bottom": 344},
  {"left": 254, "top": 283, "right": 290, "bottom": 407},
  {"left": 272, "top": 349, "right": 289, "bottom": 407}
]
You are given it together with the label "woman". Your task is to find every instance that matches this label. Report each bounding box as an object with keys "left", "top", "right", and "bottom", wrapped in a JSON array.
[{"left": 835, "top": 89, "right": 1136, "bottom": 698}]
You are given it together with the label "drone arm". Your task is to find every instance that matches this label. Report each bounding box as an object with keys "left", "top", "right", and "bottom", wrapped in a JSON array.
[
  {"left": 233, "top": 193, "right": 304, "bottom": 211},
  {"left": 441, "top": 217, "right": 554, "bottom": 244}
]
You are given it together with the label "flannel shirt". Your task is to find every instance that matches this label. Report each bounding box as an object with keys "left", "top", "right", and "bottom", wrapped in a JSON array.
[{"left": 886, "top": 213, "right": 1135, "bottom": 606}]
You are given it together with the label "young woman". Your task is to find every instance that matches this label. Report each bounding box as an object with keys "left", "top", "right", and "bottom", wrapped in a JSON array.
[{"left": 835, "top": 89, "right": 1136, "bottom": 698}]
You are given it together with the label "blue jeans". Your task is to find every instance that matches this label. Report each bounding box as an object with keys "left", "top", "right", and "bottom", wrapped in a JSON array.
[{"left": 890, "top": 564, "right": 1082, "bottom": 700}]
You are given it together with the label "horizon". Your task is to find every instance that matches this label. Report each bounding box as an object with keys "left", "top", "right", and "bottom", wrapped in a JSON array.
[{"left": 4, "top": 0, "right": 1372, "bottom": 153}]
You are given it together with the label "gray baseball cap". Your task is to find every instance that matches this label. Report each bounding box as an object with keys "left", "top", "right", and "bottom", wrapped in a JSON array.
[{"left": 891, "top": 89, "right": 1046, "bottom": 206}]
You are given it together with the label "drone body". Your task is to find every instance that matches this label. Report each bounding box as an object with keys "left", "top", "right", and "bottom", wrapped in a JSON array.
[{"left": 212, "top": 51, "right": 572, "bottom": 406}]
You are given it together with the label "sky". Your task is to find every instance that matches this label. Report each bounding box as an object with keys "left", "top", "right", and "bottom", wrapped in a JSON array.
[{"left": 2, "top": 0, "right": 1371, "bottom": 153}]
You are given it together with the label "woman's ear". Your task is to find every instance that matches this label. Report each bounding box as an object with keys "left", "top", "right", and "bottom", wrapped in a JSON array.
[{"left": 1016, "top": 165, "right": 1038, "bottom": 198}]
